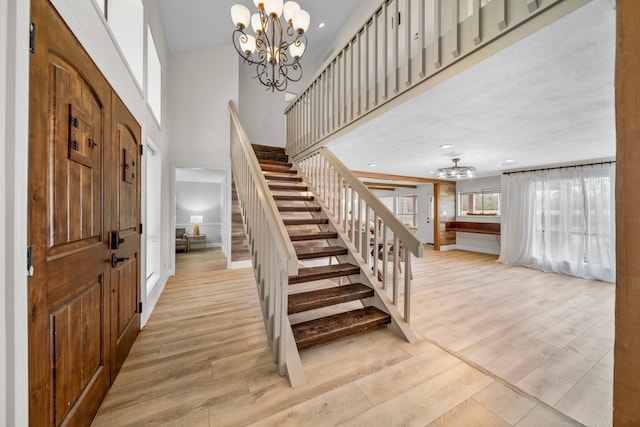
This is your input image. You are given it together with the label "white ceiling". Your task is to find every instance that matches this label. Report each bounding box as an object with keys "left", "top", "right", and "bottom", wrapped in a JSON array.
[
  {"left": 329, "top": 0, "right": 616, "bottom": 179},
  {"left": 159, "top": 0, "right": 616, "bottom": 181},
  {"left": 157, "top": 0, "right": 363, "bottom": 64}
]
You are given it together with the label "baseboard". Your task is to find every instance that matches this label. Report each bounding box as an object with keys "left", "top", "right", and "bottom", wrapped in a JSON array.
[
  {"left": 455, "top": 244, "right": 501, "bottom": 255},
  {"left": 206, "top": 243, "right": 222, "bottom": 248},
  {"left": 141, "top": 274, "right": 168, "bottom": 328},
  {"left": 230, "top": 260, "right": 252, "bottom": 269},
  {"left": 439, "top": 244, "right": 458, "bottom": 251}
]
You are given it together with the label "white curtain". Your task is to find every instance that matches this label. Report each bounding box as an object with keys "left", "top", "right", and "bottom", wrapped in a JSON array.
[{"left": 499, "top": 164, "right": 615, "bottom": 282}]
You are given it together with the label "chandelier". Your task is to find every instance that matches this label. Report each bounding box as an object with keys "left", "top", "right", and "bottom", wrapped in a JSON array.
[
  {"left": 436, "top": 158, "right": 476, "bottom": 179},
  {"left": 230, "top": 1, "right": 310, "bottom": 92}
]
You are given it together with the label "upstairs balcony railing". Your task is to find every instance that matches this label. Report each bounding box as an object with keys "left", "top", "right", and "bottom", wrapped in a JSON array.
[{"left": 285, "top": 0, "right": 579, "bottom": 157}]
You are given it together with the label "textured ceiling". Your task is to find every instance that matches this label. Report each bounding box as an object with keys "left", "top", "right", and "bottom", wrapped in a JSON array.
[{"left": 328, "top": 0, "right": 616, "bottom": 180}]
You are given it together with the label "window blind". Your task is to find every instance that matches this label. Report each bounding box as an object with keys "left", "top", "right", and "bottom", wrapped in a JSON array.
[{"left": 145, "top": 142, "right": 162, "bottom": 293}]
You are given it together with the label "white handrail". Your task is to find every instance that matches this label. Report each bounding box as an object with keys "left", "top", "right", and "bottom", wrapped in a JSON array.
[
  {"left": 300, "top": 147, "right": 423, "bottom": 257},
  {"left": 230, "top": 102, "right": 298, "bottom": 276},
  {"left": 295, "top": 147, "right": 422, "bottom": 323},
  {"left": 229, "top": 101, "right": 305, "bottom": 387}
]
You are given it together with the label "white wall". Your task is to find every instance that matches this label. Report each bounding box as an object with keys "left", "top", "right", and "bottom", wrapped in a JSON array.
[
  {"left": 455, "top": 175, "right": 502, "bottom": 255},
  {"left": 239, "top": 70, "right": 286, "bottom": 147},
  {"left": 168, "top": 45, "right": 238, "bottom": 168},
  {"left": 167, "top": 45, "right": 238, "bottom": 271},
  {"left": 2, "top": 0, "right": 30, "bottom": 424},
  {"left": 176, "top": 181, "right": 223, "bottom": 246}
]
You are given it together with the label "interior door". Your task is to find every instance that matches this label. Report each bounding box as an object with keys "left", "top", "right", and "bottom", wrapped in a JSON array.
[
  {"left": 110, "top": 94, "right": 141, "bottom": 379},
  {"left": 425, "top": 191, "right": 435, "bottom": 245},
  {"left": 28, "top": 0, "right": 112, "bottom": 424}
]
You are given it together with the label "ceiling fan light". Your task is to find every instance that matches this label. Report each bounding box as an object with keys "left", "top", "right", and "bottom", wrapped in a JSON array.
[
  {"left": 231, "top": 4, "right": 251, "bottom": 29},
  {"left": 435, "top": 158, "right": 476, "bottom": 179},
  {"left": 292, "top": 9, "right": 310, "bottom": 33}
]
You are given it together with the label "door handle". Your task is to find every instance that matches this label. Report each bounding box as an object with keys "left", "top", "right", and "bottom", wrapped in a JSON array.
[{"left": 111, "top": 253, "right": 129, "bottom": 268}]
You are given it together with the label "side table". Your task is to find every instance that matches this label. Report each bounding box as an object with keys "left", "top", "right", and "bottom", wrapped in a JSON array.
[{"left": 186, "top": 234, "right": 206, "bottom": 252}]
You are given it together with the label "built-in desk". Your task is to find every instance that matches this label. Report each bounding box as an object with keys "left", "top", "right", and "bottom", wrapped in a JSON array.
[
  {"left": 445, "top": 222, "right": 500, "bottom": 235},
  {"left": 186, "top": 234, "right": 207, "bottom": 251}
]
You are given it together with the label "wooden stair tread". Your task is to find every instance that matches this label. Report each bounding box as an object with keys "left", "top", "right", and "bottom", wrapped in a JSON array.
[
  {"left": 261, "top": 165, "right": 297, "bottom": 174},
  {"left": 265, "top": 175, "right": 302, "bottom": 182},
  {"left": 289, "top": 263, "right": 360, "bottom": 285},
  {"left": 269, "top": 184, "right": 308, "bottom": 191},
  {"left": 255, "top": 154, "right": 289, "bottom": 163},
  {"left": 278, "top": 206, "right": 322, "bottom": 213},
  {"left": 289, "top": 231, "right": 337, "bottom": 241},
  {"left": 252, "top": 143, "right": 286, "bottom": 154},
  {"left": 259, "top": 159, "right": 292, "bottom": 168},
  {"left": 295, "top": 245, "right": 348, "bottom": 260},
  {"left": 291, "top": 307, "right": 390, "bottom": 351},
  {"left": 284, "top": 218, "right": 328, "bottom": 226},
  {"left": 274, "top": 195, "right": 314, "bottom": 201},
  {"left": 288, "top": 283, "right": 373, "bottom": 314}
]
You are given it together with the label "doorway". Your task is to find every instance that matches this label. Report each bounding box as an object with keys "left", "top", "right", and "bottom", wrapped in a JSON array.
[{"left": 171, "top": 166, "right": 230, "bottom": 273}]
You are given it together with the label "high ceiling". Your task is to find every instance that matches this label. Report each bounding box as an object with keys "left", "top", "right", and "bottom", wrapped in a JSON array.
[
  {"left": 157, "top": 0, "right": 364, "bottom": 64},
  {"left": 158, "top": 0, "right": 616, "bottom": 180}
]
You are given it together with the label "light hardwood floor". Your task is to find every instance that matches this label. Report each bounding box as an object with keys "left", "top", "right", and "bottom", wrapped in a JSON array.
[{"left": 92, "top": 247, "right": 613, "bottom": 427}]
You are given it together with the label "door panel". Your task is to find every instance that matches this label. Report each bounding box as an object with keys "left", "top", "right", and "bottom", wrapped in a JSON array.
[
  {"left": 51, "top": 61, "right": 103, "bottom": 248},
  {"left": 52, "top": 281, "right": 104, "bottom": 423},
  {"left": 110, "top": 94, "right": 141, "bottom": 380}
]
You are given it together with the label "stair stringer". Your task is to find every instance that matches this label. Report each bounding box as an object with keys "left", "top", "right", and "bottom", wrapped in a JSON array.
[{"left": 292, "top": 167, "right": 418, "bottom": 344}]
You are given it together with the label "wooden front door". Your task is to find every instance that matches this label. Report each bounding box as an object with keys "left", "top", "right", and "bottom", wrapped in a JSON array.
[
  {"left": 109, "top": 94, "right": 141, "bottom": 380},
  {"left": 28, "top": 1, "right": 140, "bottom": 425}
]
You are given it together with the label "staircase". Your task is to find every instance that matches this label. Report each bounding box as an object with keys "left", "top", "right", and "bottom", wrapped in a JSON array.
[{"left": 252, "top": 144, "right": 391, "bottom": 351}]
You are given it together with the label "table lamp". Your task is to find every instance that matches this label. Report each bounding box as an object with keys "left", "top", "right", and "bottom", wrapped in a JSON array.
[{"left": 190, "top": 215, "right": 203, "bottom": 236}]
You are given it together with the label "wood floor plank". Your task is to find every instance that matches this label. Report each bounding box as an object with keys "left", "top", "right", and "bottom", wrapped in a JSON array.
[
  {"left": 247, "top": 383, "right": 372, "bottom": 427},
  {"left": 338, "top": 364, "right": 493, "bottom": 426},
  {"left": 92, "top": 248, "right": 613, "bottom": 427},
  {"left": 425, "top": 397, "right": 511, "bottom": 427},
  {"left": 514, "top": 405, "right": 584, "bottom": 427},
  {"left": 472, "top": 381, "right": 537, "bottom": 425},
  {"left": 354, "top": 344, "right": 461, "bottom": 405}
]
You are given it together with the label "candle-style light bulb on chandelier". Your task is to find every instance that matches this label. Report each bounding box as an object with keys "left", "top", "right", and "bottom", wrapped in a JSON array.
[
  {"left": 436, "top": 158, "right": 476, "bottom": 179},
  {"left": 231, "top": 0, "right": 310, "bottom": 92}
]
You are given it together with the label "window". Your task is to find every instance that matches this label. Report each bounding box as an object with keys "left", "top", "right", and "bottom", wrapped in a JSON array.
[
  {"left": 458, "top": 190, "right": 501, "bottom": 216},
  {"left": 145, "top": 142, "right": 162, "bottom": 294},
  {"left": 107, "top": 0, "right": 144, "bottom": 87},
  {"left": 147, "top": 27, "right": 162, "bottom": 123},
  {"left": 377, "top": 195, "right": 418, "bottom": 226},
  {"left": 397, "top": 196, "right": 418, "bottom": 226}
]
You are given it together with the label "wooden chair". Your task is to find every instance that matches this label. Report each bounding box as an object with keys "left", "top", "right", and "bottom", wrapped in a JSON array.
[{"left": 377, "top": 225, "right": 417, "bottom": 280}]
